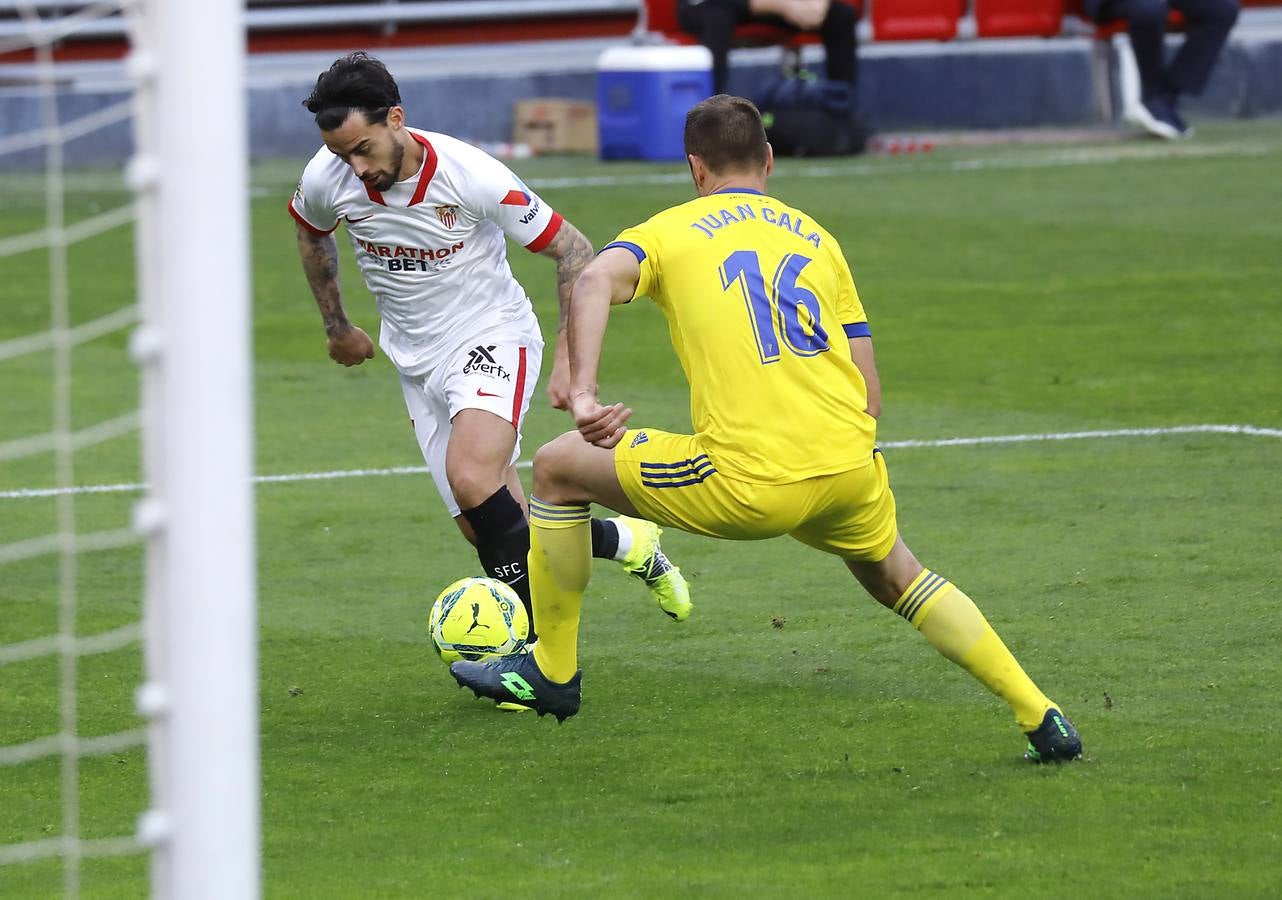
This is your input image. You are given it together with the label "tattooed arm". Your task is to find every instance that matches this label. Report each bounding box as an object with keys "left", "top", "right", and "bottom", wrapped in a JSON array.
[
  {"left": 536, "top": 218, "right": 595, "bottom": 409},
  {"left": 295, "top": 222, "right": 375, "bottom": 366}
]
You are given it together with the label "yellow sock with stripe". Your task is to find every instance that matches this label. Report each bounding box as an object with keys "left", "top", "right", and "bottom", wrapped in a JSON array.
[
  {"left": 894, "top": 570, "right": 1055, "bottom": 732},
  {"left": 527, "top": 497, "right": 592, "bottom": 684}
]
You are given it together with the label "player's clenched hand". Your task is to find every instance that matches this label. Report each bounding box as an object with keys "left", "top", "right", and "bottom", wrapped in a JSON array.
[
  {"left": 328, "top": 324, "right": 375, "bottom": 366},
  {"left": 570, "top": 391, "right": 632, "bottom": 449}
]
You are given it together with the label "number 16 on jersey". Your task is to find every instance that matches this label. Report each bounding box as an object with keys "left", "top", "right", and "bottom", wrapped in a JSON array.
[{"left": 720, "top": 250, "right": 829, "bottom": 365}]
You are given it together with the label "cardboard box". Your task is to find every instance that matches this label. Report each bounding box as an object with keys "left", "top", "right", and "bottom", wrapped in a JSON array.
[{"left": 513, "top": 99, "right": 598, "bottom": 154}]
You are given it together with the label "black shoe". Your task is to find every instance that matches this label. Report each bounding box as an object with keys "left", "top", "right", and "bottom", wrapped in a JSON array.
[
  {"left": 1024, "top": 708, "right": 1083, "bottom": 763},
  {"left": 450, "top": 650, "right": 581, "bottom": 722},
  {"left": 1128, "top": 93, "right": 1191, "bottom": 140}
]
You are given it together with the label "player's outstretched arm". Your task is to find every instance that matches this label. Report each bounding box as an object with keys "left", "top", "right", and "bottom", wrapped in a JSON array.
[
  {"left": 848, "top": 336, "right": 882, "bottom": 418},
  {"left": 295, "top": 221, "right": 374, "bottom": 367},
  {"left": 537, "top": 219, "right": 595, "bottom": 410},
  {"left": 565, "top": 246, "right": 641, "bottom": 448}
]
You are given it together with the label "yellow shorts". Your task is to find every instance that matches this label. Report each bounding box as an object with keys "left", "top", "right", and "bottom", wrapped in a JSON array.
[{"left": 613, "top": 428, "right": 898, "bottom": 562}]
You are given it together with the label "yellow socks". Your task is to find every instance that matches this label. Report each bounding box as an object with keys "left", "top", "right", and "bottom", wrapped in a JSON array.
[
  {"left": 527, "top": 498, "right": 592, "bottom": 683},
  {"left": 894, "top": 569, "right": 1055, "bottom": 732}
]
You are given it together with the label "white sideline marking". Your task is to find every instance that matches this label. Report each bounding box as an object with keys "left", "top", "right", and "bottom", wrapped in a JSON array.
[
  {"left": 881, "top": 423, "right": 1282, "bottom": 448},
  {"left": 1, "top": 424, "right": 1277, "bottom": 501},
  {"left": 527, "top": 143, "right": 1277, "bottom": 190},
  {"left": 249, "top": 141, "right": 1279, "bottom": 198}
]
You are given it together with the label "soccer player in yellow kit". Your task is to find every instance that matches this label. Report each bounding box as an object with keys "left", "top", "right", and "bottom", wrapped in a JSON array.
[{"left": 453, "top": 95, "right": 1082, "bottom": 762}]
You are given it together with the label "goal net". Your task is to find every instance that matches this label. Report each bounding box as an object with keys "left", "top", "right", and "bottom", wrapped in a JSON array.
[{"left": 0, "top": 1, "right": 258, "bottom": 896}]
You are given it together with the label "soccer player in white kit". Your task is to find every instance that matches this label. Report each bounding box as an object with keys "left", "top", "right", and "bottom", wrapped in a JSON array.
[{"left": 289, "top": 53, "right": 691, "bottom": 638}]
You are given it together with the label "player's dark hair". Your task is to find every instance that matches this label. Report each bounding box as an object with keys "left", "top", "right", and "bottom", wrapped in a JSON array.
[
  {"left": 303, "top": 51, "right": 402, "bottom": 131},
  {"left": 683, "top": 94, "right": 768, "bottom": 174}
]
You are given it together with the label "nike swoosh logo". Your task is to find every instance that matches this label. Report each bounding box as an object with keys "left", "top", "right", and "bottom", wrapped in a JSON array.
[
  {"left": 476, "top": 389, "right": 502, "bottom": 398},
  {"left": 344, "top": 214, "right": 373, "bottom": 224}
]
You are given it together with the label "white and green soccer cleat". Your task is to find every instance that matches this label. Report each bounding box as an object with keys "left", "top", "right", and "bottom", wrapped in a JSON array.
[{"left": 613, "top": 516, "right": 692, "bottom": 622}]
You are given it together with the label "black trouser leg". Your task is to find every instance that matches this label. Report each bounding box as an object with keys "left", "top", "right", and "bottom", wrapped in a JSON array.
[
  {"left": 1101, "top": 0, "right": 1174, "bottom": 99},
  {"left": 677, "top": 0, "right": 744, "bottom": 95},
  {"left": 819, "top": 0, "right": 858, "bottom": 87},
  {"left": 1167, "top": 0, "right": 1239, "bottom": 96}
]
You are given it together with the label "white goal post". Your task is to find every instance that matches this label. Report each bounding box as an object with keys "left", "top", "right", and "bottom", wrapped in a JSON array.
[
  {"left": 0, "top": 0, "right": 258, "bottom": 893},
  {"left": 129, "top": 0, "right": 259, "bottom": 896}
]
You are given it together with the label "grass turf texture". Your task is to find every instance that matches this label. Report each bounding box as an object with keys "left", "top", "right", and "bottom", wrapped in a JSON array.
[{"left": 2, "top": 122, "right": 1281, "bottom": 897}]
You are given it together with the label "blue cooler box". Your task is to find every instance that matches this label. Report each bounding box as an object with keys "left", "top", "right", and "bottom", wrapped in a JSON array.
[{"left": 596, "top": 45, "right": 713, "bottom": 161}]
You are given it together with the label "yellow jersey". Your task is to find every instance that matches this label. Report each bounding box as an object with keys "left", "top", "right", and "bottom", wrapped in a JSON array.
[{"left": 605, "top": 188, "right": 877, "bottom": 485}]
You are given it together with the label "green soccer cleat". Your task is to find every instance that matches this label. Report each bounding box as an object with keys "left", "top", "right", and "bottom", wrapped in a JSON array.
[
  {"left": 451, "top": 651, "right": 581, "bottom": 722},
  {"left": 1024, "top": 708, "right": 1082, "bottom": 764},
  {"left": 614, "top": 516, "right": 692, "bottom": 622}
]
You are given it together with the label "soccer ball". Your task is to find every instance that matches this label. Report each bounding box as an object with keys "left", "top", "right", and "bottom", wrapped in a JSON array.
[{"left": 428, "top": 576, "right": 529, "bottom": 664}]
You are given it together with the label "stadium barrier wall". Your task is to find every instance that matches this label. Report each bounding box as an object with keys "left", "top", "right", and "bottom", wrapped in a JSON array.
[{"left": 0, "top": 32, "right": 1279, "bottom": 170}]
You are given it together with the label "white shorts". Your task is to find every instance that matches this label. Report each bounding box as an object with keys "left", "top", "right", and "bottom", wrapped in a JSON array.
[{"left": 399, "top": 327, "right": 543, "bottom": 516}]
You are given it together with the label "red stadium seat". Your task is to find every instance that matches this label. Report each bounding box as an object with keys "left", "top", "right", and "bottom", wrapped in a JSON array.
[
  {"left": 643, "top": 0, "right": 685, "bottom": 38},
  {"left": 870, "top": 0, "right": 965, "bottom": 41},
  {"left": 974, "top": 0, "right": 1066, "bottom": 38}
]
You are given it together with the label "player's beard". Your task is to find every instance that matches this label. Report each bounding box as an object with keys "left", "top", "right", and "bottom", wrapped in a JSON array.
[{"left": 368, "top": 139, "right": 405, "bottom": 192}]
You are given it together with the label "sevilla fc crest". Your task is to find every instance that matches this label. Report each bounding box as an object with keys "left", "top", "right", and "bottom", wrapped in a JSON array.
[{"left": 435, "top": 205, "right": 459, "bottom": 229}]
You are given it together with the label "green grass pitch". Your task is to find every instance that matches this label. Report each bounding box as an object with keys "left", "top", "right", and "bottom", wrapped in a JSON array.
[{"left": 2, "top": 122, "right": 1281, "bottom": 897}]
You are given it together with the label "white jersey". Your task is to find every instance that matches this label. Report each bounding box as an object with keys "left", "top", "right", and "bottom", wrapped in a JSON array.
[{"left": 288, "top": 128, "right": 562, "bottom": 376}]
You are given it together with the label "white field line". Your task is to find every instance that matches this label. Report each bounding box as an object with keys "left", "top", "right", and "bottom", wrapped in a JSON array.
[
  {"left": 529, "top": 143, "right": 1279, "bottom": 191},
  {"left": 1, "top": 423, "right": 1278, "bottom": 501},
  {"left": 0, "top": 835, "right": 140, "bottom": 866},
  {"left": 247, "top": 140, "right": 1280, "bottom": 198}
]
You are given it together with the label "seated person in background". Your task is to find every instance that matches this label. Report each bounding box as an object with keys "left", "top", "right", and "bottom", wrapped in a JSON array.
[
  {"left": 677, "top": 0, "right": 858, "bottom": 96},
  {"left": 1084, "top": 0, "right": 1238, "bottom": 139}
]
